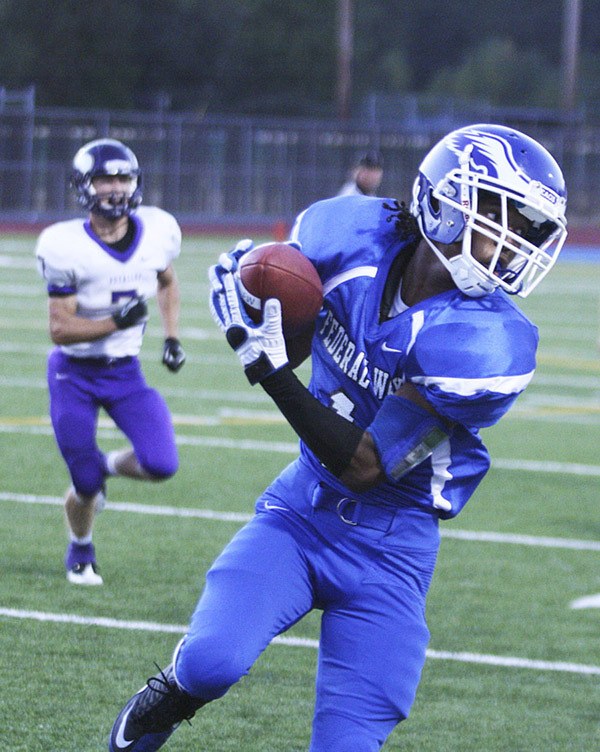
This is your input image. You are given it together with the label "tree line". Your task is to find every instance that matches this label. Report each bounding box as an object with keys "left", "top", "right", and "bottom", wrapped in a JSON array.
[{"left": 0, "top": 0, "right": 598, "bottom": 117}]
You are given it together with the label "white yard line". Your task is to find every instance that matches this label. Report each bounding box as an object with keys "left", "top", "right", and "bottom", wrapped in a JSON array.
[
  {"left": 0, "top": 606, "right": 597, "bottom": 676},
  {"left": 0, "top": 363, "right": 599, "bottom": 389},
  {"left": 571, "top": 594, "right": 600, "bottom": 609},
  {"left": 2, "top": 421, "right": 600, "bottom": 475},
  {"left": 1, "top": 491, "right": 599, "bottom": 552}
]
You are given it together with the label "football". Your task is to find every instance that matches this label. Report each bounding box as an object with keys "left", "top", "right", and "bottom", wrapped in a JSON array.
[{"left": 237, "top": 242, "right": 323, "bottom": 337}]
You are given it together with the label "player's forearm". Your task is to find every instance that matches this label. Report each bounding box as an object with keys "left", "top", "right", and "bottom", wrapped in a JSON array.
[
  {"left": 49, "top": 313, "right": 117, "bottom": 344},
  {"left": 337, "top": 431, "right": 385, "bottom": 492},
  {"left": 260, "top": 366, "right": 382, "bottom": 490},
  {"left": 157, "top": 283, "right": 180, "bottom": 339}
]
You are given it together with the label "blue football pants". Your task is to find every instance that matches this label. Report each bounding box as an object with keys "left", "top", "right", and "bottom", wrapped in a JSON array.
[{"left": 175, "top": 459, "right": 439, "bottom": 751}]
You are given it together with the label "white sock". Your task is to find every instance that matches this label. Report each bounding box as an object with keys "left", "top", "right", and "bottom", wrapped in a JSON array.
[
  {"left": 69, "top": 532, "right": 93, "bottom": 546},
  {"left": 95, "top": 488, "right": 106, "bottom": 514},
  {"left": 105, "top": 450, "right": 121, "bottom": 476}
]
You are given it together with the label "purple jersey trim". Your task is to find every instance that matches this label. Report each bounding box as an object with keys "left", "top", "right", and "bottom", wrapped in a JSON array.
[
  {"left": 83, "top": 214, "right": 143, "bottom": 263},
  {"left": 48, "top": 284, "right": 76, "bottom": 296}
]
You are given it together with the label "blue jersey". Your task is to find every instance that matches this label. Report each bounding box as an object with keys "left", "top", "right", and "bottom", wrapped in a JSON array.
[{"left": 290, "top": 195, "right": 538, "bottom": 519}]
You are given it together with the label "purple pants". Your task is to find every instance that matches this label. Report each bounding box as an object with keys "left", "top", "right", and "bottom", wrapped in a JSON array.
[{"left": 47, "top": 348, "right": 178, "bottom": 497}]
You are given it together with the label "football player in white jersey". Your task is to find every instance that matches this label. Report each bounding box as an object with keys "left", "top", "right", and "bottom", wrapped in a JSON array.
[
  {"left": 35, "top": 138, "right": 186, "bottom": 586},
  {"left": 108, "top": 125, "right": 567, "bottom": 752}
]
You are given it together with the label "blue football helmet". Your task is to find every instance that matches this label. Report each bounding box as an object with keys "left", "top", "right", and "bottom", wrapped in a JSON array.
[
  {"left": 411, "top": 124, "right": 567, "bottom": 297},
  {"left": 70, "top": 138, "right": 142, "bottom": 219}
]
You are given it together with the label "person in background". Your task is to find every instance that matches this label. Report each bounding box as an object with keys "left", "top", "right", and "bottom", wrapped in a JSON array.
[
  {"left": 337, "top": 150, "right": 384, "bottom": 196},
  {"left": 107, "top": 124, "right": 567, "bottom": 751},
  {"left": 35, "top": 138, "right": 186, "bottom": 586}
]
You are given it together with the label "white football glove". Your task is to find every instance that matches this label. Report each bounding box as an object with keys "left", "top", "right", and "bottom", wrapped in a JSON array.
[
  {"left": 208, "top": 238, "right": 254, "bottom": 333},
  {"left": 218, "top": 271, "right": 288, "bottom": 385},
  {"left": 218, "top": 238, "right": 254, "bottom": 274},
  {"left": 208, "top": 263, "right": 231, "bottom": 333}
]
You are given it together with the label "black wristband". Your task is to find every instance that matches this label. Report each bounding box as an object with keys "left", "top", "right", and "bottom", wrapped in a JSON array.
[{"left": 261, "top": 366, "right": 364, "bottom": 477}]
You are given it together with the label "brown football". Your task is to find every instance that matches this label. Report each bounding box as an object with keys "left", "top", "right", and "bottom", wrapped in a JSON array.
[{"left": 237, "top": 242, "right": 323, "bottom": 337}]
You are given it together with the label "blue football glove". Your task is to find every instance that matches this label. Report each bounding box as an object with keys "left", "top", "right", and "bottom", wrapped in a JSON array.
[{"left": 211, "top": 270, "right": 288, "bottom": 385}]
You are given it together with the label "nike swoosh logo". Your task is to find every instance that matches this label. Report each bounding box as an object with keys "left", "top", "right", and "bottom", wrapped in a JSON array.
[
  {"left": 381, "top": 342, "right": 403, "bottom": 353},
  {"left": 263, "top": 500, "right": 288, "bottom": 512},
  {"left": 114, "top": 708, "right": 134, "bottom": 749},
  {"left": 55, "top": 373, "right": 68, "bottom": 380}
]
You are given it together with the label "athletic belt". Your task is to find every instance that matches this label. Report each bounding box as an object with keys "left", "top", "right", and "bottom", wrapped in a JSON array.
[
  {"left": 312, "top": 484, "right": 399, "bottom": 532},
  {"left": 67, "top": 355, "right": 134, "bottom": 367}
]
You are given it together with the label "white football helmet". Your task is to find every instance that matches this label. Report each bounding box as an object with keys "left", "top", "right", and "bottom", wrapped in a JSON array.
[{"left": 411, "top": 124, "right": 567, "bottom": 297}]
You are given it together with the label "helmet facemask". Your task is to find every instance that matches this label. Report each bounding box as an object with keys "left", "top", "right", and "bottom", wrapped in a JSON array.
[
  {"left": 86, "top": 172, "right": 141, "bottom": 219},
  {"left": 411, "top": 125, "right": 568, "bottom": 298}
]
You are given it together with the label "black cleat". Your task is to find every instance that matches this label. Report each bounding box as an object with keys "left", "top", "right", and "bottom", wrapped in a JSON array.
[{"left": 109, "top": 664, "right": 203, "bottom": 751}]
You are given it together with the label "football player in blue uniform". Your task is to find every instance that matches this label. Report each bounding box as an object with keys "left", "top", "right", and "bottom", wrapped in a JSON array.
[
  {"left": 108, "top": 124, "right": 567, "bottom": 751},
  {"left": 36, "top": 139, "right": 186, "bottom": 586}
]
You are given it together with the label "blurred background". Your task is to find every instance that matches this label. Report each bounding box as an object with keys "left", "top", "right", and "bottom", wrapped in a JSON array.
[{"left": 0, "top": 0, "right": 596, "bottom": 231}]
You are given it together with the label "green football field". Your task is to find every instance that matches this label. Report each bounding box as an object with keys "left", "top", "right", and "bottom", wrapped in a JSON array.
[{"left": 0, "top": 233, "right": 598, "bottom": 751}]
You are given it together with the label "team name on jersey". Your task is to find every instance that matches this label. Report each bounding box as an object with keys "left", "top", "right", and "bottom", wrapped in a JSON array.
[
  {"left": 109, "top": 271, "right": 146, "bottom": 286},
  {"left": 318, "top": 309, "right": 403, "bottom": 398}
]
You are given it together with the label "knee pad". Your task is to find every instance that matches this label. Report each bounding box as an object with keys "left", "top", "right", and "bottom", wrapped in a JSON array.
[
  {"left": 70, "top": 464, "right": 106, "bottom": 499},
  {"left": 174, "top": 633, "right": 249, "bottom": 702},
  {"left": 64, "top": 446, "right": 106, "bottom": 498},
  {"left": 139, "top": 455, "right": 179, "bottom": 481},
  {"left": 310, "top": 710, "right": 393, "bottom": 752}
]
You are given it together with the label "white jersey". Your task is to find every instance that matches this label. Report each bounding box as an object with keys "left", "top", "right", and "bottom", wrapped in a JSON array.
[
  {"left": 336, "top": 181, "right": 363, "bottom": 197},
  {"left": 35, "top": 206, "right": 181, "bottom": 358}
]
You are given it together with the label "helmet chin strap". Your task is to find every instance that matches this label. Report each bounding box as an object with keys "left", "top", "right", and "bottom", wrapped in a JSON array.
[
  {"left": 92, "top": 197, "right": 130, "bottom": 219},
  {"left": 102, "top": 192, "right": 128, "bottom": 209},
  {"left": 420, "top": 146, "right": 499, "bottom": 298},
  {"left": 445, "top": 254, "right": 497, "bottom": 297},
  {"left": 420, "top": 229, "right": 497, "bottom": 298}
]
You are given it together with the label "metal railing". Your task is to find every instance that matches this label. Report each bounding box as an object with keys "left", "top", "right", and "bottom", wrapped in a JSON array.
[{"left": 0, "top": 92, "right": 597, "bottom": 228}]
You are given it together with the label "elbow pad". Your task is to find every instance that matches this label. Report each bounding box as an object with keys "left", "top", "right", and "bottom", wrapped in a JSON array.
[{"left": 368, "top": 394, "right": 449, "bottom": 482}]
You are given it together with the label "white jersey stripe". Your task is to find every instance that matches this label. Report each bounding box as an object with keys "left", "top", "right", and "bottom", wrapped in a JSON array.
[
  {"left": 411, "top": 370, "right": 535, "bottom": 396},
  {"left": 406, "top": 309, "right": 425, "bottom": 355},
  {"left": 323, "top": 266, "right": 378, "bottom": 296},
  {"left": 430, "top": 437, "right": 453, "bottom": 512}
]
